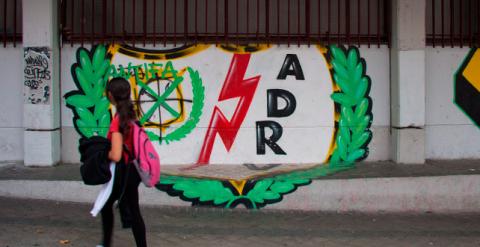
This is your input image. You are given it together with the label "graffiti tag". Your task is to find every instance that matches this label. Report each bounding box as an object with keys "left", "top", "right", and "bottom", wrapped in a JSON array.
[{"left": 24, "top": 47, "right": 52, "bottom": 104}]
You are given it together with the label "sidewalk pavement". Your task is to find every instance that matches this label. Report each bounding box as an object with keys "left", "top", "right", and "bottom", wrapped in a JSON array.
[
  {"left": 1, "top": 160, "right": 480, "bottom": 213},
  {"left": 1, "top": 196, "right": 480, "bottom": 247}
]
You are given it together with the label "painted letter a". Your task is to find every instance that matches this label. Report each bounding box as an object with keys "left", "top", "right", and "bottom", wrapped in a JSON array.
[{"left": 277, "top": 54, "right": 305, "bottom": 80}]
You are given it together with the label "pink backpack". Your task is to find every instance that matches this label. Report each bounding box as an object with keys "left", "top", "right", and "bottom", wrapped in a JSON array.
[{"left": 131, "top": 122, "right": 160, "bottom": 187}]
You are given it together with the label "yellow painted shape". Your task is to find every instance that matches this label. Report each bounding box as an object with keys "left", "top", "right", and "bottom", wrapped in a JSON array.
[
  {"left": 316, "top": 44, "right": 338, "bottom": 163},
  {"left": 110, "top": 44, "right": 210, "bottom": 60},
  {"left": 218, "top": 44, "right": 271, "bottom": 54},
  {"left": 229, "top": 180, "right": 247, "bottom": 195},
  {"left": 463, "top": 49, "right": 480, "bottom": 92}
]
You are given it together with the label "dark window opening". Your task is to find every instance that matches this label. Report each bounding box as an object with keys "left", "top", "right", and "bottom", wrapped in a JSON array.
[
  {"left": 0, "top": 0, "right": 22, "bottom": 47},
  {"left": 60, "top": 0, "right": 390, "bottom": 47},
  {"left": 427, "top": 0, "right": 480, "bottom": 48}
]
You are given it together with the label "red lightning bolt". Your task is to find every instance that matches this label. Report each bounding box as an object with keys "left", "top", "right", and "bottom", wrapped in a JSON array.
[{"left": 196, "top": 53, "right": 260, "bottom": 165}]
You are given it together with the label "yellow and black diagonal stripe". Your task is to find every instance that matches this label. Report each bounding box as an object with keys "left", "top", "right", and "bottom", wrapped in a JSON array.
[{"left": 455, "top": 48, "right": 480, "bottom": 127}]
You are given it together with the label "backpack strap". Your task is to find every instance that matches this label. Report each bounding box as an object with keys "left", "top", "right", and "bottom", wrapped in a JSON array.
[{"left": 123, "top": 144, "right": 135, "bottom": 160}]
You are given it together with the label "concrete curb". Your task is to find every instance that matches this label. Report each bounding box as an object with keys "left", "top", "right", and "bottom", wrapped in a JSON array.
[{"left": 1, "top": 174, "right": 479, "bottom": 213}]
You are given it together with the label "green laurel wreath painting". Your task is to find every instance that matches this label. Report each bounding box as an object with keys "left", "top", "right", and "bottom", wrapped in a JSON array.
[
  {"left": 65, "top": 44, "right": 372, "bottom": 210},
  {"left": 65, "top": 45, "right": 112, "bottom": 138},
  {"left": 143, "top": 67, "right": 205, "bottom": 144}
]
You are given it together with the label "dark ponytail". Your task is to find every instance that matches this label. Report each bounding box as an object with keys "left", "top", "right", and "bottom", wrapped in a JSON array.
[{"left": 106, "top": 77, "right": 136, "bottom": 137}]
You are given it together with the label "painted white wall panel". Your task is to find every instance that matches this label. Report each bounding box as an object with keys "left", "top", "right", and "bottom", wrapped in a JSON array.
[
  {"left": 359, "top": 46, "right": 390, "bottom": 127},
  {"left": 426, "top": 47, "right": 480, "bottom": 159},
  {"left": 0, "top": 47, "right": 24, "bottom": 162}
]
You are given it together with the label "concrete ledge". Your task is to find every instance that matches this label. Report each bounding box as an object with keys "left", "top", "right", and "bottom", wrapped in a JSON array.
[
  {"left": 1, "top": 174, "right": 479, "bottom": 213},
  {"left": 270, "top": 174, "right": 480, "bottom": 213},
  {"left": 0, "top": 180, "right": 190, "bottom": 207}
]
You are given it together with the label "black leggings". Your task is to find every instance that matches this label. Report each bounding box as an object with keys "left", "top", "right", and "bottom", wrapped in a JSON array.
[{"left": 101, "top": 162, "right": 147, "bottom": 247}]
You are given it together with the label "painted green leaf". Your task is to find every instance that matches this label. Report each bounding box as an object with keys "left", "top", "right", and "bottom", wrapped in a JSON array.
[
  {"left": 349, "top": 131, "right": 371, "bottom": 151},
  {"left": 249, "top": 195, "right": 265, "bottom": 204},
  {"left": 184, "top": 190, "right": 201, "bottom": 199},
  {"left": 77, "top": 107, "right": 97, "bottom": 126},
  {"left": 341, "top": 106, "right": 354, "bottom": 125},
  {"left": 339, "top": 124, "right": 351, "bottom": 145},
  {"left": 104, "top": 64, "right": 117, "bottom": 81},
  {"left": 97, "top": 113, "right": 111, "bottom": 137},
  {"left": 172, "top": 182, "right": 193, "bottom": 192},
  {"left": 169, "top": 179, "right": 235, "bottom": 205},
  {"left": 79, "top": 49, "right": 93, "bottom": 74},
  {"left": 347, "top": 49, "right": 358, "bottom": 70},
  {"left": 354, "top": 77, "right": 369, "bottom": 100},
  {"left": 213, "top": 194, "right": 234, "bottom": 205},
  {"left": 92, "top": 78, "right": 105, "bottom": 101},
  {"left": 76, "top": 119, "right": 94, "bottom": 137},
  {"left": 354, "top": 98, "right": 369, "bottom": 121},
  {"left": 270, "top": 182, "right": 295, "bottom": 194},
  {"left": 94, "top": 98, "right": 110, "bottom": 120},
  {"left": 331, "top": 93, "right": 356, "bottom": 107},
  {"left": 330, "top": 151, "right": 341, "bottom": 165},
  {"left": 330, "top": 45, "right": 347, "bottom": 66},
  {"left": 288, "top": 179, "right": 311, "bottom": 185},
  {"left": 250, "top": 180, "right": 273, "bottom": 194},
  {"left": 66, "top": 94, "right": 95, "bottom": 108},
  {"left": 331, "top": 60, "right": 349, "bottom": 80},
  {"left": 247, "top": 179, "right": 274, "bottom": 203},
  {"left": 354, "top": 115, "right": 371, "bottom": 134},
  {"left": 92, "top": 45, "right": 106, "bottom": 69},
  {"left": 352, "top": 63, "right": 363, "bottom": 84},
  {"left": 198, "top": 189, "right": 216, "bottom": 202},
  {"left": 262, "top": 191, "right": 281, "bottom": 200},
  {"left": 95, "top": 60, "right": 111, "bottom": 80},
  {"left": 333, "top": 74, "right": 352, "bottom": 95},
  {"left": 75, "top": 67, "right": 93, "bottom": 96},
  {"left": 337, "top": 135, "right": 348, "bottom": 161},
  {"left": 346, "top": 149, "right": 366, "bottom": 162}
]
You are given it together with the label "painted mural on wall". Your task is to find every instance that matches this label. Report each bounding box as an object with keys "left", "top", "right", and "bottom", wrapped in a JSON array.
[
  {"left": 65, "top": 44, "right": 373, "bottom": 209},
  {"left": 455, "top": 48, "right": 480, "bottom": 127},
  {"left": 24, "top": 47, "right": 52, "bottom": 104}
]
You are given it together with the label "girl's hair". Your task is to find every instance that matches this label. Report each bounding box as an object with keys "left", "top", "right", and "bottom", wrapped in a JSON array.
[{"left": 106, "top": 77, "right": 136, "bottom": 137}]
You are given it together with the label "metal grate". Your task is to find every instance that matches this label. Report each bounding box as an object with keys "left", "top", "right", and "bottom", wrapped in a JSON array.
[
  {"left": 0, "top": 0, "right": 22, "bottom": 47},
  {"left": 60, "top": 0, "right": 390, "bottom": 47},
  {"left": 427, "top": 0, "right": 480, "bottom": 48}
]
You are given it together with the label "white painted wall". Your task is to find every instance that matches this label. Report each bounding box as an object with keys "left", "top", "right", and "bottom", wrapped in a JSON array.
[
  {"left": 60, "top": 44, "right": 391, "bottom": 164},
  {"left": 0, "top": 47, "right": 24, "bottom": 162},
  {"left": 360, "top": 46, "right": 390, "bottom": 161},
  {"left": 57, "top": 45, "right": 480, "bottom": 162},
  {"left": 426, "top": 47, "right": 480, "bottom": 159}
]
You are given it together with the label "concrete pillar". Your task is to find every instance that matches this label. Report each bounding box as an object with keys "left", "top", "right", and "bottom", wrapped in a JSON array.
[
  {"left": 390, "top": 0, "right": 426, "bottom": 164},
  {"left": 22, "top": 0, "right": 60, "bottom": 166}
]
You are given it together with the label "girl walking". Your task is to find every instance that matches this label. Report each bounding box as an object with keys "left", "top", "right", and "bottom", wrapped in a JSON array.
[{"left": 100, "top": 77, "right": 147, "bottom": 247}]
